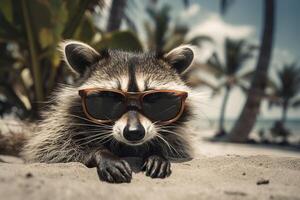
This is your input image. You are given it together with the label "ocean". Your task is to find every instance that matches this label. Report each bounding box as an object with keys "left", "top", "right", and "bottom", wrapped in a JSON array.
[{"left": 194, "top": 118, "right": 300, "bottom": 135}]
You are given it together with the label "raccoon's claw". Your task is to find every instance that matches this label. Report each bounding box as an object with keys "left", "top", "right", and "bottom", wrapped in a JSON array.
[
  {"left": 97, "top": 158, "right": 132, "bottom": 183},
  {"left": 142, "top": 155, "right": 171, "bottom": 178}
]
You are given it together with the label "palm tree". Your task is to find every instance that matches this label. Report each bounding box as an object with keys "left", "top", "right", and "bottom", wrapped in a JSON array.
[
  {"left": 204, "top": 38, "right": 255, "bottom": 137},
  {"left": 228, "top": 0, "right": 275, "bottom": 142},
  {"left": 144, "top": 5, "right": 172, "bottom": 52},
  {"left": 269, "top": 63, "right": 300, "bottom": 125}
]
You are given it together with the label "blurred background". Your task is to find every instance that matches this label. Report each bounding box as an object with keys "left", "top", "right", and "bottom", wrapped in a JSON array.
[{"left": 0, "top": 0, "right": 299, "bottom": 155}]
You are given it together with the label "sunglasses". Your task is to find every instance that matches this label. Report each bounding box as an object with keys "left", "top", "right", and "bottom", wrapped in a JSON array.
[{"left": 78, "top": 88, "right": 188, "bottom": 125}]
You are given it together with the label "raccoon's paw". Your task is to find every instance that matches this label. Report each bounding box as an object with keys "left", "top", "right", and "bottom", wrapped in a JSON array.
[
  {"left": 97, "top": 158, "right": 132, "bottom": 183},
  {"left": 142, "top": 155, "right": 171, "bottom": 178}
]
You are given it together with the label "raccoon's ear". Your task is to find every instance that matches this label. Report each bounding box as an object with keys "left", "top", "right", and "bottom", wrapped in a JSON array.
[
  {"left": 60, "top": 40, "right": 101, "bottom": 75},
  {"left": 164, "top": 45, "right": 194, "bottom": 74}
]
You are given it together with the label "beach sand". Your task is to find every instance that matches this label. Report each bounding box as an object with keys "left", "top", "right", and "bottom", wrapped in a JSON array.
[{"left": 0, "top": 139, "right": 300, "bottom": 200}]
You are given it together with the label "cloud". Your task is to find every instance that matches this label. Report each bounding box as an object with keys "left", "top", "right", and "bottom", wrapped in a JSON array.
[
  {"left": 271, "top": 48, "right": 296, "bottom": 68},
  {"left": 186, "top": 14, "right": 254, "bottom": 64},
  {"left": 187, "top": 14, "right": 254, "bottom": 42},
  {"left": 187, "top": 14, "right": 254, "bottom": 41}
]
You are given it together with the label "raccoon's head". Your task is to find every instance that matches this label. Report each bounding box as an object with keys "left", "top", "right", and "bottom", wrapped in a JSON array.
[{"left": 61, "top": 40, "right": 196, "bottom": 146}]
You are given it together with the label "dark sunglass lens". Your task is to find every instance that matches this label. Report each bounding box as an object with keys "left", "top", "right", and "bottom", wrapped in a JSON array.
[
  {"left": 142, "top": 92, "right": 182, "bottom": 122},
  {"left": 85, "top": 91, "right": 126, "bottom": 121}
]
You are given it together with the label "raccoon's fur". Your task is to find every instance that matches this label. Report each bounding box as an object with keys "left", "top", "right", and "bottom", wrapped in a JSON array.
[{"left": 22, "top": 40, "right": 199, "bottom": 183}]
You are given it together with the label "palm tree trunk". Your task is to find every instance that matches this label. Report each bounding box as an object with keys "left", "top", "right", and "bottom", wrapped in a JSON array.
[
  {"left": 21, "top": 0, "right": 43, "bottom": 117},
  {"left": 218, "top": 86, "right": 231, "bottom": 133},
  {"left": 281, "top": 100, "right": 288, "bottom": 125},
  {"left": 107, "top": 0, "right": 127, "bottom": 32},
  {"left": 228, "top": 0, "right": 275, "bottom": 142},
  {"left": 63, "top": 0, "right": 91, "bottom": 38}
]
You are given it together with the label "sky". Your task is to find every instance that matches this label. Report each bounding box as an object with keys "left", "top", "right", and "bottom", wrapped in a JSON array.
[{"left": 100, "top": 0, "right": 300, "bottom": 120}]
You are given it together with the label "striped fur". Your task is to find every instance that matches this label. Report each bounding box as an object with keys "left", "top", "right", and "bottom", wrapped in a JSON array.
[{"left": 22, "top": 41, "right": 199, "bottom": 164}]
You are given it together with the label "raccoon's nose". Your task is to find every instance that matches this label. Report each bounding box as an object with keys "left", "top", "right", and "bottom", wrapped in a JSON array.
[{"left": 123, "top": 124, "right": 145, "bottom": 142}]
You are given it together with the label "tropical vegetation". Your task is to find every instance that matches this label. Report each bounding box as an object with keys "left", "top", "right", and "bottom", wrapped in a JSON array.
[
  {"left": 205, "top": 38, "right": 256, "bottom": 137},
  {"left": 2, "top": 0, "right": 299, "bottom": 145},
  {"left": 269, "top": 63, "right": 300, "bottom": 125}
]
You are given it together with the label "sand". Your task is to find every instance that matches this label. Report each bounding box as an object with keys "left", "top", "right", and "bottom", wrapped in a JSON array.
[{"left": 1, "top": 141, "right": 300, "bottom": 200}]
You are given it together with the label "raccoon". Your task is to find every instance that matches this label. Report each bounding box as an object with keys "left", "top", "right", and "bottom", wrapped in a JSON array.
[{"left": 23, "top": 40, "right": 198, "bottom": 183}]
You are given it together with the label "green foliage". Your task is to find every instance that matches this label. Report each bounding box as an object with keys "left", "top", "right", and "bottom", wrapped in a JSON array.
[{"left": 0, "top": 0, "right": 144, "bottom": 119}]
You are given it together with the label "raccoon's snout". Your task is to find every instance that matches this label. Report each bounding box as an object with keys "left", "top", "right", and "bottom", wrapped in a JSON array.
[
  {"left": 123, "top": 123, "right": 145, "bottom": 142},
  {"left": 122, "top": 110, "right": 145, "bottom": 142},
  {"left": 113, "top": 110, "right": 156, "bottom": 146}
]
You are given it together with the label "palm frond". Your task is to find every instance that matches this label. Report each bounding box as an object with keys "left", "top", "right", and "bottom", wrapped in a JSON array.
[
  {"left": 224, "top": 38, "right": 256, "bottom": 75},
  {"left": 276, "top": 63, "right": 300, "bottom": 99},
  {"left": 237, "top": 69, "right": 254, "bottom": 81},
  {"left": 149, "top": 5, "right": 172, "bottom": 49},
  {"left": 106, "top": 0, "right": 127, "bottom": 32},
  {"left": 206, "top": 52, "right": 225, "bottom": 78},
  {"left": 188, "top": 35, "right": 213, "bottom": 46},
  {"left": 123, "top": 13, "right": 137, "bottom": 33}
]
